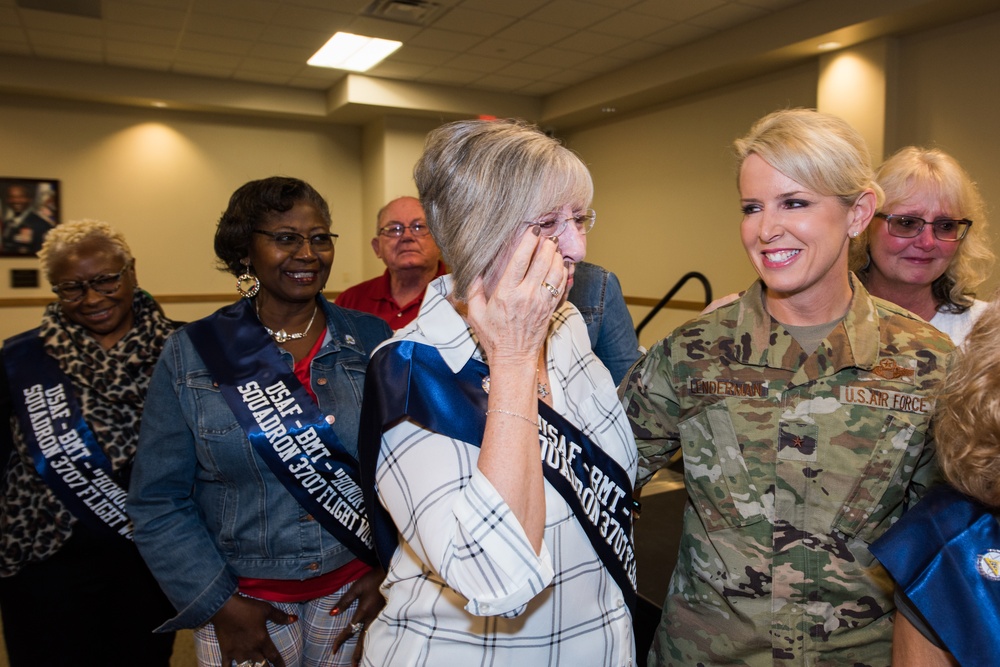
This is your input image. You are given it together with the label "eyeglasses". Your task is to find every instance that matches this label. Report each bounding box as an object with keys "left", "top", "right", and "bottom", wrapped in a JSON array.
[
  {"left": 876, "top": 213, "right": 972, "bottom": 242},
  {"left": 378, "top": 222, "right": 430, "bottom": 238},
  {"left": 51, "top": 263, "right": 131, "bottom": 303},
  {"left": 253, "top": 230, "right": 338, "bottom": 251},
  {"left": 524, "top": 209, "right": 597, "bottom": 238}
]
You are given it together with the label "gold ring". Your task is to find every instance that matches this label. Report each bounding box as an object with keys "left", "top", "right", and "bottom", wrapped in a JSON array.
[{"left": 541, "top": 282, "right": 560, "bottom": 298}]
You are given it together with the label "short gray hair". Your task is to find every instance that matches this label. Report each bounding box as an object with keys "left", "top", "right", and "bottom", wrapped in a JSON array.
[
  {"left": 414, "top": 119, "right": 593, "bottom": 300},
  {"left": 38, "top": 219, "right": 133, "bottom": 284}
]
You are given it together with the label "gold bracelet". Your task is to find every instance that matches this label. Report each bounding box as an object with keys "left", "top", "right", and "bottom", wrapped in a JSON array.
[{"left": 485, "top": 408, "right": 538, "bottom": 427}]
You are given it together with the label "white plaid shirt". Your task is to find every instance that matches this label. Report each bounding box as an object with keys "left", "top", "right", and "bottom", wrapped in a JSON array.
[{"left": 363, "top": 276, "right": 638, "bottom": 666}]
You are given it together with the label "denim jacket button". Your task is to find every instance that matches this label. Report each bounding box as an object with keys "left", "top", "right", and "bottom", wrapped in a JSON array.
[
  {"left": 304, "top": 514, "right": 314, "bottom": 522},
  {"left": 316, "top": 378, "right": 328, "bottom": 386},
  {"left": 307, "top": 563, "right": 319, "bottom": 571}
]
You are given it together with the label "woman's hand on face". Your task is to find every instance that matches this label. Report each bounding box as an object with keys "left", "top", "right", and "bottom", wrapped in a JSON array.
[
  {"left": 330, "top": 566, "right": 387, "bottom": 667},
  {"left": 211, "top": 594, "right": 296, "bottom": 667},
  {"left": 466, "top": 228, "right": 567, "bottom": 365}
]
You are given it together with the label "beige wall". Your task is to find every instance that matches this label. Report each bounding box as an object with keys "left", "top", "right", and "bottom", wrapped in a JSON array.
[
  {"left": 1, "top": 10, "right": 998, "bottom": 349},
  {"left": 0, "top": 100, "right": 363, "bottom": 340}
]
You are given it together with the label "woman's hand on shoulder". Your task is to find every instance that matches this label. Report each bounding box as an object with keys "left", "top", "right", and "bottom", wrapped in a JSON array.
[
  {"left": 330, "top": 566, "right": 387, "bottom": 666},
  {"left": 466, "top": 229, "right": 566, "bottom": 365},
  {"left": 211, "top": 594, "right": 296, "bottom": 667}
]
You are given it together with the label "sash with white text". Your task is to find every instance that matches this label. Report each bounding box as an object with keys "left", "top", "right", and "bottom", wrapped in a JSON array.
[
  {"left": 185, "top": 299, "right": 376, "bottom": 565},
  {"left": 871, "top": 485, "right": 1000, "bottom": 666},
  {"left": 3, "top": 330, "right": 133, "bottom": 539},
  {"left": 359, "top": 340, "right": 636, "bottom": 615}
]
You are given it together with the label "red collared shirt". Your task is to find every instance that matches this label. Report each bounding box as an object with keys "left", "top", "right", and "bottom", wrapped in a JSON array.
[{"left": 335, "top": 262, "right": 447, "bottom": 330}]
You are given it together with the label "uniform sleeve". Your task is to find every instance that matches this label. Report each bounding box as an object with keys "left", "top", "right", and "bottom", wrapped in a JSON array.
[
  {"left": 375, "top": 418, "right": 554, "bottom": 617},
  {"left": 619, "top": 341, "right": 682, "bottom": 487},
  {"left": 126, "top": 337, "right": 237, "bottom": 631}
]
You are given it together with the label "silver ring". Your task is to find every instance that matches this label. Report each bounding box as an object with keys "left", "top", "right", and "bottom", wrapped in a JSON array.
[
  {"left": 254, "top": 662, "right": 268, "bottom": 667},
  {"left": 541, "top": 281, "right": 561, "bottom": 298},
  {"left": 350, "top": 621, "right": 365, "bottom": 634},
  {"left": 234, "top": 661, "right": 254, "bottom": 667}
]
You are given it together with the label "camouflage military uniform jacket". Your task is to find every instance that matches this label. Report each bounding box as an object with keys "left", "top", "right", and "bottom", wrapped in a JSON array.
[{"left": 622, "top": 277, "right": 953, "bottom": 667}]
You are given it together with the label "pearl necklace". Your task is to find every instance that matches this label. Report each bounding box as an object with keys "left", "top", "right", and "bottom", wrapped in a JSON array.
[{"left": 256, "top": 301, "right": 318, "bottom": 343}]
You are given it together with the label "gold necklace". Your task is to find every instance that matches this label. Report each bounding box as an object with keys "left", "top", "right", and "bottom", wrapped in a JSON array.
[{"left": 256, "top": 301, "right": 318, "bottom": 343}]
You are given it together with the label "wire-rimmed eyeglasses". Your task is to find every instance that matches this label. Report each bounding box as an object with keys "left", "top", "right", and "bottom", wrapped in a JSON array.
[
  {"left": 523, "top": 209, "right": 597, "bottom": 238},
  {"left": 378, "top": 223, "right": 431, "bottom": 238},
  {"left": 253, "top": 230, "right": 338, "bottom": 252},
  {"left": 876, "top": 213, "right": 972, "bottom": 242}
]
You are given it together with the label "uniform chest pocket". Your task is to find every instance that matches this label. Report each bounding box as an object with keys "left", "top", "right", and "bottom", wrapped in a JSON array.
[
  {"left": 831, "top": 411, "right": 926, "bottom": 540},
  {"left": 678, "top": 405, "right": 766, "bottom": 532},
  {"left": 184, "top": 371, "right": 243, "bottom": 440}
]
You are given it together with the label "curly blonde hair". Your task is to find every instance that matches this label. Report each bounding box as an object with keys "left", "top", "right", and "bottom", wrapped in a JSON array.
[
  {"left": 934, "top": 291, "right": 1000, "bottom": 508},
  {"left": 850, "top": 147, "right": 994, "bottom": 312},
  {"left": 37, "top": 219, "right": 133, "bottom": 284}
]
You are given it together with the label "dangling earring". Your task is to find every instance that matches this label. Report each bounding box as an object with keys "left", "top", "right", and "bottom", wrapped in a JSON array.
[{"left": 237, "top": 260, "right": 260, "bottom": 299}]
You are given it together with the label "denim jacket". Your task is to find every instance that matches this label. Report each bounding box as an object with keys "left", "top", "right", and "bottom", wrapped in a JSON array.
[
  {"left": 127, "top": 297, "right": 391, "bottom": 631},
  {"left": 567, "top": 261, "right": 641, "bottom": 386}
]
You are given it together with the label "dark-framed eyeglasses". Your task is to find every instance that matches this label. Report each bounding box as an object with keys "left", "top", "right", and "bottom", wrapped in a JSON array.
[
  {"left": 378, "top": 222, "right": 430, "bottom": 238},
  {"left": 51, "top": 263, "right": 131, "bottom": 303},
  {"left": 253, "top": 230, "right": 338, "bottom": 252},
  {"left": 876, "top": 213, "right": 972, "bottom": 242},
  {"left": 523, "top": 209, "right": 597, "bottom": 238}
]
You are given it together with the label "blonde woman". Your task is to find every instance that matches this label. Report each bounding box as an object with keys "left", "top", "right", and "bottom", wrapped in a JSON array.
[
  {"left": 623, "top": 109, "right": 954, "bottom": 666},
  {"left": 850, "top": 147, "right": 994, "bottom": 344}
]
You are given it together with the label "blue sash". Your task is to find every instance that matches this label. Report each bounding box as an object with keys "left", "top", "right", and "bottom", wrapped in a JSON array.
[
  {"left": 3, "top": 330, "right": 132, "bottom": 539},
  {"left": 184, "top": 299, "right": 376, "bottom": 565},
  {"left": 359, "top": 340, "right": 637, "bottom": 615},
  {"left": 870, "top": 485, "right": 1000, "bottom": 666}
]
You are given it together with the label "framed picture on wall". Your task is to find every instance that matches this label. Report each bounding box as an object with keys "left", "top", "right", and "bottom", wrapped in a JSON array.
[{"left": 0, "top": 177, "right": 60, "bottom": 257}]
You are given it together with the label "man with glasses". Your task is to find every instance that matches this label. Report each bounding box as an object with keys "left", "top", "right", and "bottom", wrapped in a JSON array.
[{"left": 336, "top": 196, "right": 446, "bottom": 330}]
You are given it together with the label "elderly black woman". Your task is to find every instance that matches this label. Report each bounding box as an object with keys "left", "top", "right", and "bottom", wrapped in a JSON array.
[
  {"left": 0, "top": 219, "right": 177, "bottom": 666},
  {"left": 127, "top": 177, "right": 392, "bottom": 667},
  {"left": 359, "top": 119, "right": 637, "bottom": 666}
]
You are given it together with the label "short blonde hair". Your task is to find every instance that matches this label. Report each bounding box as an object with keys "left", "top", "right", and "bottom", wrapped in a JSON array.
[
  {"left": 934, "top": 291, "right": 1000, "bottom": 508},
  {"left": 851, "top": 146, "right": 995, "bottom": 312},
  {"left": 414, "top": 119, "right": 593, "bottom": 300},
  {"left": 37, "top": 219, "right": 133, "bottom": 284},
  {"left": 734, "top": 108, "right": 884, "bottom": 209}
]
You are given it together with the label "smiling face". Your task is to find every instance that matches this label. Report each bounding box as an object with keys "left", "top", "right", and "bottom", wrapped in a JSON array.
[
  {"left": 247, "top": 201, "right": 333, "bottom": 307},
  {"left": 867, "top": 189, "right": 962, "bottom": 294},
  {"left": 49, "top": 238, "right": 137, "bottom": 348},
  {"left": 739, "top": 154, "right": 871, "bottom": 323}
]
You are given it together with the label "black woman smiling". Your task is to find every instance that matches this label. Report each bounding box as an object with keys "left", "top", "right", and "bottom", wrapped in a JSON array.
[{"left": 127, "top": 177, "right": 392, "bottom": 667}]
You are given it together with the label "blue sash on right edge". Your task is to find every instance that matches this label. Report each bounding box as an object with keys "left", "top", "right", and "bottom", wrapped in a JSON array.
[
  {"left": 358, "top": 339, "right": 637, "bottom": 616},
  {"left": 870, "top": 484, "right": 1000, "bottom": 666}
]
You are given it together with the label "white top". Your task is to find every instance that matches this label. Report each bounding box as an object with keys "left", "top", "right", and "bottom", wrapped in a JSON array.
[
  {"left": 363, "top": 275, "right": 637, "bottom": 667},
  {"left": 930, "top": 299, "right": 988, "bottom": 346}
]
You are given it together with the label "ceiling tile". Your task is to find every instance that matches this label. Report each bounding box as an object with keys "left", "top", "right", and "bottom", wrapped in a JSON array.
[
  {"left": 630, "top": 0, "right": 726, "bottom": 22},
  {"left": 591, "top": 10, "right": 675, "bottom": 39},
  {"left": 433, "top": 7, "right": 516, "bottom": 36},
  {"left": 104, "top": 22, "right": 178, "bottom": 46},
  {"left": 493, "top": 19, "right": 576, "bottom": 46},
  {"left": 407, "top": 27, "right": 483, "bottom": 52},
  {"left": 457, "top": 0, "right": 547, "bottom": 19},
  {"left": 102, "top": 1, "right": 188, "bottom": 29},
  {"left": 689, "top": 2, "right": 767, "bottom": 30},
  {"left": 179, "top": 31, "right": 254, "bottom": 56}
]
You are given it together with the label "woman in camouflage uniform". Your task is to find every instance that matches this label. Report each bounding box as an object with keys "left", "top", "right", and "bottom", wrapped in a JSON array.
[{"left": 622, "top": 108, "right": 954, "bottom": 667}]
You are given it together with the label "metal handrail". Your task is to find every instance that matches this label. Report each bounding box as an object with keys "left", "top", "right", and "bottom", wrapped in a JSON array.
[{"left": 634, "top": 271, "right": 713, "bottom": 337}]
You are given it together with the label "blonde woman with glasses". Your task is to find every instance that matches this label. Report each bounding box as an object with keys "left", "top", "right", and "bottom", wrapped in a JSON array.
[{"left": 850, "top": 146, "right": 994, "bottom": 345}]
